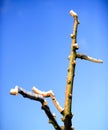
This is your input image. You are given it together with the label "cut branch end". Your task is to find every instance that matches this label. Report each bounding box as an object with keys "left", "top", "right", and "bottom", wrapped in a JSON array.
[
  {"left": 69, "top": 10, "right": 78, "bottom": 17},
  {"left": 10, "top": 86, "right": 19, "bottom": 95}
]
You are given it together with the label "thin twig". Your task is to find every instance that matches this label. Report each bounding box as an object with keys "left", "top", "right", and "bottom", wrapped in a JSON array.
[
  {"left": 32, "top": 87, "right": 64, "bottom": 114},
  {"left": 76, "top": 53, "right": 103, "bottom": 63}
]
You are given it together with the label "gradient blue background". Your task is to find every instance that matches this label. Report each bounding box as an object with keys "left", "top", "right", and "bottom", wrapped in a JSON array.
[{"left": 0, "top": 0, "right": 107, "bottom": 130}]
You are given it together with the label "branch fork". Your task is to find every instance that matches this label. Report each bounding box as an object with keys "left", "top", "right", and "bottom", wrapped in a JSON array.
[
  {"left": 10, "top": 10, "right": 103, "bottom": 130},
  {"left": 32, "top": 86, "right": 64, "bottom": 113},
  {"left": 10, "top": 86, "right": 62, "bottom": 130}
]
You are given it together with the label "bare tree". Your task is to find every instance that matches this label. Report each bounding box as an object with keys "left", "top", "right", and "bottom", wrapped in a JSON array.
[{"left": 10, "top": 10, "right": 103, "bottom": 130}]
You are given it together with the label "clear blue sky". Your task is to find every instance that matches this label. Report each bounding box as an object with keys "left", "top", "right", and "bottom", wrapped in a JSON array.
[{"left": 0, "top": 0, "right": 108, "bottom": 130}]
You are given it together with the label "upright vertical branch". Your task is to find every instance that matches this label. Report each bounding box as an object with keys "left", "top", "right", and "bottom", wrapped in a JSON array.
[{"left": 63, "top": 10, "right": 79, "bottom": 130}]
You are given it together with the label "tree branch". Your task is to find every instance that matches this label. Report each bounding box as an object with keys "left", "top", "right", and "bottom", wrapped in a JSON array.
[
  {"left": 32, "top": 86, "right": 64, "bottom": 114},
  {"left": 10, "top": 86, "right": 62, "bottom": 130},
  {"left": 63, "top": 10, "right": 79, "bottom": 130},
  {"left": 9, "top": 9, "right": 103, "bottom": 130},
  {"left": 76, "top": 53, "right": 103, "bottom": 63}
]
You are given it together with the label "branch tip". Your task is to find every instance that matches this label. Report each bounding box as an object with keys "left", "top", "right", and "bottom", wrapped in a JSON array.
[
  {"left": 69, "top": 10, "right": 78, "bottom": 17},
  {"left": 10, "top": 86, "right": 18, "bottom": 95}
]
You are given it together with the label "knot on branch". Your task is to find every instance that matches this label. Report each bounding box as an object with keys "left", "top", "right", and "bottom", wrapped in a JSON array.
[{"left": 72, "top": 43, "right": 79, "bottom": 50}]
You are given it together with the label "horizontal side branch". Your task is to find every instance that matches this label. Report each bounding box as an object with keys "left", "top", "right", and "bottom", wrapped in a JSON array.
[
  {"left": 32, "top": 86, "right": 64, "bottom": 114},
  {"left": 76, "top": 53, "right": 103, "bottom": 63},
  {"left": 10, "top": 86, "right": 44, "bottom": 103}
]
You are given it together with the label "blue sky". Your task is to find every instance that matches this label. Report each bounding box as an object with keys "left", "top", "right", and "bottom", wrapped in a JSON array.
[{"left": 0, "top": 0, "right": 108, "bottom": 130}]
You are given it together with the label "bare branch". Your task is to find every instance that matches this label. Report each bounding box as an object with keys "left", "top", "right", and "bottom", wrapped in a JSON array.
[
  {"left": 63, "top": 10, "right": 80, "bottom": 130},
  {"left": 32, "top": 86, "right": 53, "bottom": 97},
  {"left": 32, "top": 86, "right": 64, "bottom": 114},
  {"left": 41, "top": 105, "right": 62, "bottom": 130},
  {"left": 76, "top": 53, "right": 103, "bottom": 63},
  {"left": 10, "top": 86, "right": 46, "bottom": 104},
  {"left": 10, "top": 86, "right": 62, "bottom": 130},
  {"left": 9, "top": 9, "right": 103, "bottom": 130}
]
